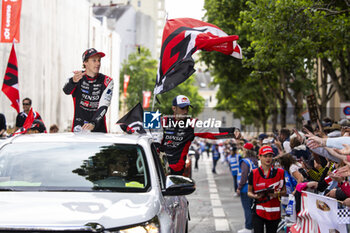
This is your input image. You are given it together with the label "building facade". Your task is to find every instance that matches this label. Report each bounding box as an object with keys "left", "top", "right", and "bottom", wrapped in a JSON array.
[{"left": 0, "top": 0, "right": 121, "bottom": 133}]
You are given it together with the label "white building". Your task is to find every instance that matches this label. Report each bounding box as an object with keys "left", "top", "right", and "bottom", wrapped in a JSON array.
[
  {"left": 194, "top": 64, "right": 241, "bottom": 129},
  {"left": 0, "top": 0, "right": 121, "bottom": 133},
  {"left": 89, "top": 0, "right": 165, "bottom": 59},
  {"left": 93, "top": 4, "right": 156, "bottom": 63}
]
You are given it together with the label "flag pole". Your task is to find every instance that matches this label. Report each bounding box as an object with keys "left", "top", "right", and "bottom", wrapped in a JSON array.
[
  {"left": 151, "top": 93, "right": 156, "bottom": 112},
  {"left": 148, "top": 93, "right": 157, "bottom": 135}
]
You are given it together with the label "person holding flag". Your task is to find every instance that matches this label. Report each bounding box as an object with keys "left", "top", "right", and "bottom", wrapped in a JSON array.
[
  {"left": 63, "top": 48, "right": 113, "bottom": 133},
  {"left": 116, "top": 96, "right": 241, "bottom": 175},
  {"left": 11, "top": 107, "right": 46, "bottom": 136},
  {"left": 160, "top": 95, "right": 241, "bottom": 175},
  {"left": 117, "top": 18, "right": 243, "bottom": 174},
  {"left": 14, "top": 98, "right": 43, "bottom": 132}
]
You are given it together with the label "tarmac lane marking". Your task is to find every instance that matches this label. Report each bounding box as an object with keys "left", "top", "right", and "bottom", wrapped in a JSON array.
[
  {"left": 210, "top": 188, "right": 218, "bottom": 193},
  {"left": 211, "top": 199, "right": 222, "bottom": 207},
  {"left": 215, "top": 219, "right": 230, "bottom": 232},
  {"left": 205, "top": 160, "right": 231, "bottom": 232},
  {"left": 213, "top": 208, "right": 226, "bottom": 217}
]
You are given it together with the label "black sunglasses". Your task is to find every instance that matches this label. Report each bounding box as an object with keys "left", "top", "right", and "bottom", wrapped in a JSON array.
[{"left": 23, "top": 103, "right": 31, "bottom": 106}]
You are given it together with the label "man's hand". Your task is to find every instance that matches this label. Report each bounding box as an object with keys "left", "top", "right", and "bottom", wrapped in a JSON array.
[
  {"left": 268, "top": 191, "right": 280, "bottom": 199},
  {"left": 293, "top": 128, "right": 304, "bottom": 144},
  {"left": 329, "top": 172, "right": 345, "bottom": 182},
  {"left": 326, "top": 188, "right": 336, "bottom": 198},
  {"left": 252, "top": 193, "right": 264, "bottom": 199},
  {"left": 335, "top": 165, "right": 350, "bottom": 178},
  {"left": 334, "top": 144, "right": 350, "bottom": 155},
  {"left": 325, "top": 147, "right": 347, "bottom": 161},
  {"left": 82, "top": 123, "right": 95, "bottom": 131},
  {"left": 72, "top": 71, "right": 86, "bottom": 83},
  {"left": 307, "top": 181, "right": 318, "bottom": 189},
  {"left": 342, "top": 198, "right": 350, "bottom": 207},
  {"left": 305, "top": 133, "right": 326, "bottom": 149}
]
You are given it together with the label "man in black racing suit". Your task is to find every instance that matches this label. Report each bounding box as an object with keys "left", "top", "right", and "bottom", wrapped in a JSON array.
[
  {"left": 160, "top": 95, "right": 240, "bottom": 175},
  {"left": 63, "top": 48, "right": 113, "bottom": 133}
]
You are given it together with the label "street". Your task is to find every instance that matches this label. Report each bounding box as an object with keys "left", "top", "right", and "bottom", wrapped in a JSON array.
[{"left": 188, "top": 154, "right": 245, "bottom": 233}]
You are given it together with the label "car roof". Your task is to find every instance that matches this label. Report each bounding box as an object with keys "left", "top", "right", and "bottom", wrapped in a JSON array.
[{"left": 2, "top": 132, "right": 153, "bottom": 145}]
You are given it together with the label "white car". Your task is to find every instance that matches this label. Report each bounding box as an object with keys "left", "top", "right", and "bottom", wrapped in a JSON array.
[{"left": 0, "top": 133, "right": 195, "bottom": 232}]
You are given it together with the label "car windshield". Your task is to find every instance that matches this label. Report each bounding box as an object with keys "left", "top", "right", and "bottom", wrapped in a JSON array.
[{"left": 0, "top": 142, "right": 150, "bottom": 192}]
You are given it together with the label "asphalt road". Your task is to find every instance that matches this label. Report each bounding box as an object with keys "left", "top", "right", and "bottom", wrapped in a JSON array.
[{"left": 187, "top": 154, "right": 246, "bottom": 233}]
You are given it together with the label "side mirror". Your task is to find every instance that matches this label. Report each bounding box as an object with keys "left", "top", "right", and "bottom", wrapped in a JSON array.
[{"left": 162, "top": 175, "right": 196, "bottom": 196}]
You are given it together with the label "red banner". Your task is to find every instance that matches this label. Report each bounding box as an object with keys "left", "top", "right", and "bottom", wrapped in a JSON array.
[
  {"left": 123, "top": 74, "right": 130, "bottom": 97},
  {"left": 1, "top": 0, "right": 22, "bottom": 43},
  {"left": 143, "top": 91, "right": 152, "bottom": 108}
]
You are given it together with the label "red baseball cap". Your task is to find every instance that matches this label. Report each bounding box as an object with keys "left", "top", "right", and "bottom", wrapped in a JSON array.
[
  {"left": 258, "top": 145, "right": 274, "bottom": 156},
  {"left": 243, "top": 143, "right": 254, "bottom": 150},
  {"left": 82, "top": 48, "right": 105, "bottom": 62}
]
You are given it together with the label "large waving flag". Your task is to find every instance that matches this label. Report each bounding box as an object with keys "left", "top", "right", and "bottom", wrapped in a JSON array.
[
  {"left": 2, "top": 43, "right": 20, "bottom": 113},
  {"left": 154, "top": 18, "right": 242, "bottom": 95},
  {"left": 117, "top": 103, "right": 146, "bottom": 134}
]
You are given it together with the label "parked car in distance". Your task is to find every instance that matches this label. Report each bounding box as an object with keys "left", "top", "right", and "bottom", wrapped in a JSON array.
[{"left": 0, "top": 133, "right": 195, "bottom": 232}]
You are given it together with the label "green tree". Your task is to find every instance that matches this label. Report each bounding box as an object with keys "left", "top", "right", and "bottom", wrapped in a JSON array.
[
  {"left": 203, "top": 0, "right": 349, "bottom": 130},
  {"left": 312, "top": 1, "right": 350, "bottom": 102},
  {"left": 119, "top": 47, "right": 157, "bottom": 111},
  {"left": 201, "top": 0, "right": 273, "bottom": 131},
  {"left": 242, "top": 0, "right": 350, "bottom": 127}
]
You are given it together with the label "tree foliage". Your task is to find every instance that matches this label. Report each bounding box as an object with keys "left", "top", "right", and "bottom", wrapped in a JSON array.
[
  {"left": 119, "top": 47, "right": 157, "bottom": 111},
  {"left": 202, "top": 0, "right": 350, "bottom": 131}
]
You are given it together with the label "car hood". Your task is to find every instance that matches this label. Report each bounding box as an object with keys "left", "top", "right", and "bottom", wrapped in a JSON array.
[{"left": 0, "top": 190, "right": 160, "bottom": 230}]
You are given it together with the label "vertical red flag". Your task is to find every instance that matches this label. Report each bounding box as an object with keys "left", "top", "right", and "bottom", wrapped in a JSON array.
[
  {"left": 142, "top": 91, "right": 152, "bottom": 108},
  {"left": 2, "top": 43, "right": 20, "bottom": 113},
  {"left": 1, "top": 0, "right": 22, "bottom": 43},
  {"left": 123, "top": 74, "right": 130, "bottom": 97}
]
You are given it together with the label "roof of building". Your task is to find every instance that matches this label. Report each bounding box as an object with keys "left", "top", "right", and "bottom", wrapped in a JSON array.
[{"left": 93, "top": 4, "right": 132, "bottom": 20}]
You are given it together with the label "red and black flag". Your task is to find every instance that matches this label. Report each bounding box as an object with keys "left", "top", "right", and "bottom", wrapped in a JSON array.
[
  {"left": 12, "top": 107, "right": 34, "bottom": 135},
  {"left": 117, "top": 103, "right": 146, "bottom": 134},
  {"left": 154, "top": 18, "right": 242, "bottom": 95},
  {"left": 2, "top": 43, "right": 20, "bottom": 113}
]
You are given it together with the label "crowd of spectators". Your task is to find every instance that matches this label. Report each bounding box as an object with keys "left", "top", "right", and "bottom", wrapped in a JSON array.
[{"left": 194, "top": 117, "right": 350, "bottom": 232}]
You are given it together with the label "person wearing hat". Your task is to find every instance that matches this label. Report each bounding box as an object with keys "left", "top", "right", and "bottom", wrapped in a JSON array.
[
  {"left": 236, "top": 142, "right": 258, "bottom": 233},
  {"left": 26, "top": 119, "right": 47, "bottom": 134},
  {"left": 247, "top": 145, "right": 286, "bottom": 233},
  {"left": 160, "top": 94, "right": 241, "bottom": 175},
  {"left": 63, "top": 48, "right": 113, "bottom": 133}
]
